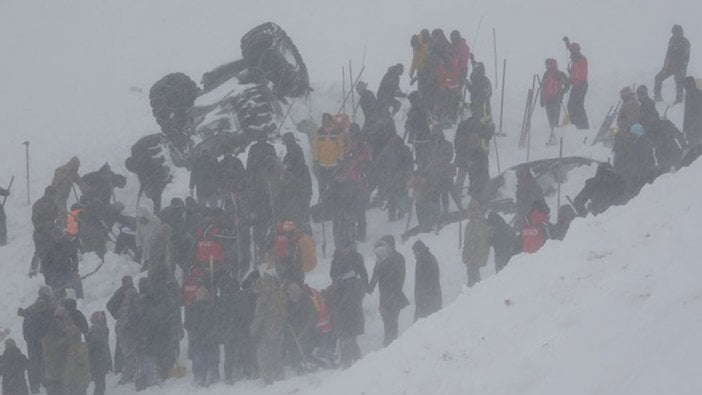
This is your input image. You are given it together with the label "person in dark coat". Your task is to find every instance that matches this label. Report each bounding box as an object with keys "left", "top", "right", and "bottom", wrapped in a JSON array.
[
  {"left": 356, "top": 81, "right": 379, "bottom": 134},
  {"left": 81, "top": 163, "right": 126, "bottom": 207},
  {"left": 368, "top": 235, "right": 409, "bottom": 347},
  {"left": 636, "top": 85, "right": 660, "bottom": 129},
  {"left": 683, "top": 76, "right": 702, "bottom": 145},
  {"left": 217, "top": 153, "right": 246, "bottom": 198},
  {"left": 30, "top": 187, "right": 59, "bottom": 277},
  {"left": 159, "top": 198, "right": 193, "bottom": 272},
  {"left": 42, "top": 236, "right": 82, "bottom": 299},
  {"left": 247, "top": 132, "right": 278, "bottom": 180},
  {"left": 0, "top": 184, "right": 9, "bottom": 246},
  {"left": 86, "top": 312, "right": 111, "bottom": 395},
  {"left": 573, "top": 163, "right": 629, "bottom": 217},
  {"left": 189, "top": 150, "right": 220, "bottom": 208},
  {"left": 454, "top": 117, "right": 490, "bottom": 204},
  {"left": 467, "top": 61, "right": 492, "bottom": 120},
  {"left": 647, "top": 118, "right": 685, "bottom": 172},
  {"left": 377, "top": 64, "right": 406, "bottom": 115},
  {"left": 185, "top": 285, "right": 219, "bottom": 387},
  {"left": 617, "top": 86, "right": 641, "bottom": 138},
  {"left": 405, "top": 91, "right": 431, "bottom": 170},
  {"left": 105, "top": 275, "right": 134, "bottom": 376},
  {"left": 125, "top": 135, "right": 173, "bottom": 213},
  {"left": 342, "top": 125, "right": 372, "bottom": 241},
  {"left": 613, "top": 123, "right": 656, "bottom": 197},
  {"left": 425, "top": 128, "right": 457, "bottom": 217},
  {"left": 0, "top": 339, "right": 29, "bottom": 395},
  {"left": 563, "top": 37, "right": 589, "bottom": 129},
  {"left": 411, "top": 240, "right": 441, "bottom": 321},
  {"left": 486, "top": 212, "right": 519, "bottom": 272},
  {"left": 279, "top": 133, "right": 313, "bottom": 228},
  {"left": 550, "top": 205, "right": 577, "bottom": 241},
  {"left": 329, "top": 242, "right": 367, "bottom": 368},
  {"left": 376, "top": 135, "right": 414, "bottom": 222},
  {"left": 214, "top": 275, "right": 250, "bottom": 384},
  {"left": 62, "top": 299, "right": 88, "bottom": 341},
  {"left": 17, "top": 286, "right": 55, "bottom": 394},
  {"left": 654, "top": 25, "right": 691, "bottom": 103}
]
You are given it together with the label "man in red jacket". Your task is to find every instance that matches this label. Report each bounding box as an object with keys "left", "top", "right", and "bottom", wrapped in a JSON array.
[
  {"left": 541, "top": 58, "right": 570, "bottom": 142},
  {"left": 564, "top": 36, "right": 589, "bottom": 129}
]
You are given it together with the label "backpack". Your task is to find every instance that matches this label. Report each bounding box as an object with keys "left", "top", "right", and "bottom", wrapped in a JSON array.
[{"left": 296, "top": 234, "right": 317, "bottom": 273}]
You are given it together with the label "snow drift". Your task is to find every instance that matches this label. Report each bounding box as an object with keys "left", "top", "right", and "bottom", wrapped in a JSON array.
[{"left": 276, "top": 160, "right": 702, "bottom": 395}]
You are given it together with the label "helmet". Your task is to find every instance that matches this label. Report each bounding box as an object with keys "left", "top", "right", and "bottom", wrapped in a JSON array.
[
  {"left": 545, "top": 58, "right": 557, "bottom": 69},
  {"left": 570, "top": 42, "right": 581, "bottom": 52}
]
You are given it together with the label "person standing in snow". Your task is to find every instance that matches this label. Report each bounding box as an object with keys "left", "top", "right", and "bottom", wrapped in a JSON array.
[
  {"left": 466, "top": 60, "right": 492, "bottom": 120},
  {"left": 313, "top": 113, "right": 346, "bottom": 198},
  {"left": 683, "top": 76, "right": 702, "bottom": 146},
  {"left": 329, "top": 241, "right": 368, "bottom": 368},
  {"left": 86, "top": 311, "right": 111, "bottom": 395},
  {"left": 540, "top": 58, "right": 570, "bottom": 133},
  {"left": 51, "top": 156, "right": 87, "bottom": 228},
  {"left": 514, "top": 167, "right": 544, "bottom": 229},
  {"left": 425, "top": 127, "right": 458, "bottom": 219},
  {"left": 0, "top": 338, "right": 30, "bottom": 395},
  {"left": 462, "top": 199, "right": 490, "bottom": 287},
  {"left": 377, "top": 64, "right": 406, "bottom": 115},
  {"left": 453, "top": 117, "right": 490, "bottom": 204},
  {"left": 30, "top": 187, "right": 60, "bottom": 277},
  {"left": 636, "top": 85, "right": 660, "bottom": 129},
  {"left": 356, "top": 81, "right": 380, "bottom": 135},
  {"left": 654, "top": 25, "right": 690, "bottom": 104},
  {"left": 405, "top": 91, "right": 431, "bottom": 170},
  {"left": 189, "top": 150, "right": 220, "bottom": 208},
  {"left": 412, "top": 240, "right": 441, "bottom": 321},
  {"left": 409, "top": 33, "right": 429, "bottom": 87},
  {"left": 563, "top": 36, "right": 589, "bottom": 129},
  {"left": 185, "top": 284, "right": 220, "bottom": 387},
  {"left": 486, "top": 211, "right": 519, "bottom": 273},
  {"left": 450, "top": 30, "right": 470, "bottom": 89},
  {"left": 17, "top": 286, "right": 56, "bottom": 394},
  {"left": 368, "top": 235, "right": 409, "bottom": 347},
  {"left": 613, "top": 123, "right": 657, "bottom": 197},
  {"left": 376, "top": 135, "right": 413, "bottom": 222},
  {"left": 278, "top": 132, "right": 313, "bottom": 229}
]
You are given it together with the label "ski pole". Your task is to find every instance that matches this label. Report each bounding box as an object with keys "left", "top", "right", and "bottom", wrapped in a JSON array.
[
  {"left": 337, "top": 66, "right": 365, "bottom": 115},
  {"left": 342, "top": 66, "right": 347, "bottom": 113},
  {"left": 349, "top": 60, "right": 356, "bottom": 122},
  {"left": 498, "top": 59, "right": 506, "bottom": 136},
  {"left": 1, "top": 176, "right": 15, "bottom": 208},
  {"left": 321, "top": 222, "right": 327, "bottom": 259},
  {"left": 472, "top": 15, "right": 484, "bottom": 52},
  {"left": 22, "top": 141, "right": 30, "bottom": 205},
  {"left": 557, "top": 137, "right": 564, "bottom": 220},
  {"left": 492, "top": 28, "right": 498, "bottom": 89}
]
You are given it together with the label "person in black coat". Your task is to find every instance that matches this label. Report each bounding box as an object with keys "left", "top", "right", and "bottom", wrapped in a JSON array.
[
  {"left": 454, "top": 117, "right": 491, "bottom": 203},
  {"left": 368, "top": 235, "right": 409, "bottom": 347},
  {"left": 377, "top": 64, "right": 406, "bottom": 115},
  {"left": 18, "top": 286, "right": 55, "bottom": 394},
  {"left": 87, "top": 311, "right": 111, "bottom": 395},
  {"left": 246, "top": 132, "right": 278, "bottom": 181},
  {"left": 654, "top": 25, "right": 690, "bottom": 103},
  {"left": 185, "top": 286, "right": 220, "bottom": 387},
  {"left": 356, "top": 81, "right": 380, "bottom": 134},
  {"left": 647, "top": 119, "right": 685, "bottom": 172},
  {"left": 486, "top": 212, "right": 519, "bottom": 272},
  {"left": 636, "top": 85, "right": 660, "bottom": 129},
  {"left": 218, "top": 153, "right": 246, "bottom": 198},
  {"left": 467, "top": 61, "right": 492, "bottom": 120},
  {"left": 190, "top": 150, "right": 220, "bottom": 208},
  {"left": 159, "top": 198, "right": 193, "bottom": 272},
  {"left": 279, "top": 133, "right": 313, "bottom": 229},
  {"left": 329, "top": 242, "right": 367, "bottom": 367},
  {"left": 62, "top": 299, "right": 88, "bottom": 341},
  {"left": 573, "top": 163, "right": 629, "bottom": 217},
  {"left": 42, "top": 236, "right": 82, "bottom": 299},
  {"left": 376, "top": 136, "right": 414, "bottom": 222},
  {"left": 405, "top": 91, "right": 431, "bottom": 168},
  {"left": 683, "top": 76, "right": 702, "bottom": 145},
  {"left": 613, "top": 123, "right": 657, "bottom": 197},
  {"left": 133, "top": 278, "right": 173, "bottom": 389},
  {"left": 411, "top": 240, "right": 441, "bottom": 321},
  {"left": 0, "top": 338, "right": 29, "bottom": 395},
  {"left": 214, "top": 275, "right": 250, "bottom": 384}
]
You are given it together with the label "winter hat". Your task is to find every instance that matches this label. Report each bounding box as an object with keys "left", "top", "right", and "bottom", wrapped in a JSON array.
[
  {"left": 374, "top": 245, "right": 390, "bottom": 261},
  {"left": 569, "top": 42, "right": 581, "bottom": 52},
  {"left": 545, "top": 58, "right": 557, "bottom": 69},
  {"left": 630, "top": 123, "right": 645, "bottom": 137},
  {"left": 380, "top": 235, "right": 396, "bottom": 250},
  {"left": 170, "top": 197, "right": 185, "bottom": 209},
  {"left": 412, "top": 240, "right": 428, "bottom": 253},
  {"left": 672, "top": 24, "right": 683, "bottom": 35},
  {"left": 636, "top": 85, "right": 649, "bottom": 98},
  {"left": 282, "top": 132, "right": 296, "bottom": 145}
]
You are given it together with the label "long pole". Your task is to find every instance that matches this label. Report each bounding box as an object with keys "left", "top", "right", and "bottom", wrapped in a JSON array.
[
  {"left": 342, "top": 66, "right": 346, "bottom": 113},
  {"left": 492, "top": 28, "right": 498, "bottom": 89},
  {"left": 472, "top": 15, "right": 484, "bottom": 51},
  {"left": 498, "top": 58, "right": 507, "bottom": 136},
  {"left": 557, "top": 137, "right": 564, "bottom": 219},
  {"left": 493, "top": 135, "right": 502, "bottom": 174},
  {"left": 349, "top": 60, "right": 356, "bottom": 122},
  {"left": 337, "top": 66, "right": 366, "bottom": 114},
  {"left": 22, "top": 141, "right": 30, "bottom": 205}
]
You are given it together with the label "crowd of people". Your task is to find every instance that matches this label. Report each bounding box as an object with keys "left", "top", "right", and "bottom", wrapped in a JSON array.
[{"left": 0, "top": 23, "right": 699, "bottom": 395}]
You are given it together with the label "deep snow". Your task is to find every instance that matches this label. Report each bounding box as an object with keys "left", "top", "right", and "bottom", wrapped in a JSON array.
[{"left": 1, "top": 0, "right": 702, "bottom": 394}]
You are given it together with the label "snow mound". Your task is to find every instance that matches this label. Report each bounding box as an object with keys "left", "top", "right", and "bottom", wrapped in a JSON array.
[{"left": 291, "top": 160, "right": 702, "bottom": 395}]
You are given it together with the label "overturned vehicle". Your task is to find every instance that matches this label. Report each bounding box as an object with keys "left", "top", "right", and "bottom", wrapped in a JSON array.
[{"left": 126, "top": 22, "right": 310, "bottom": 210}]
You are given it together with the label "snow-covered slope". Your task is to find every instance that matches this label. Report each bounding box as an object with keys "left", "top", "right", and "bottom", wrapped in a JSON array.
[{"left": 272, "top": 157, "right": 702, "bottom": 395}]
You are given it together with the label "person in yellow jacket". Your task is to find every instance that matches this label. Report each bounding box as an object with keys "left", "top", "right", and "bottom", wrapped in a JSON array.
[{"left": 313, "top": 113, "right": 346, "bottom": 197}]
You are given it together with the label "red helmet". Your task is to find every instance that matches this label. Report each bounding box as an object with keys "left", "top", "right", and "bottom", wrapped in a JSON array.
[{"left": 570, "top": 42, "right": 581, "bottom": 52}]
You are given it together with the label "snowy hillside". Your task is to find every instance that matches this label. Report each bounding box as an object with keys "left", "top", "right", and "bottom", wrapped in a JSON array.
[{"left": 1, "top": 0, "right": 702, "bottom": 394}]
